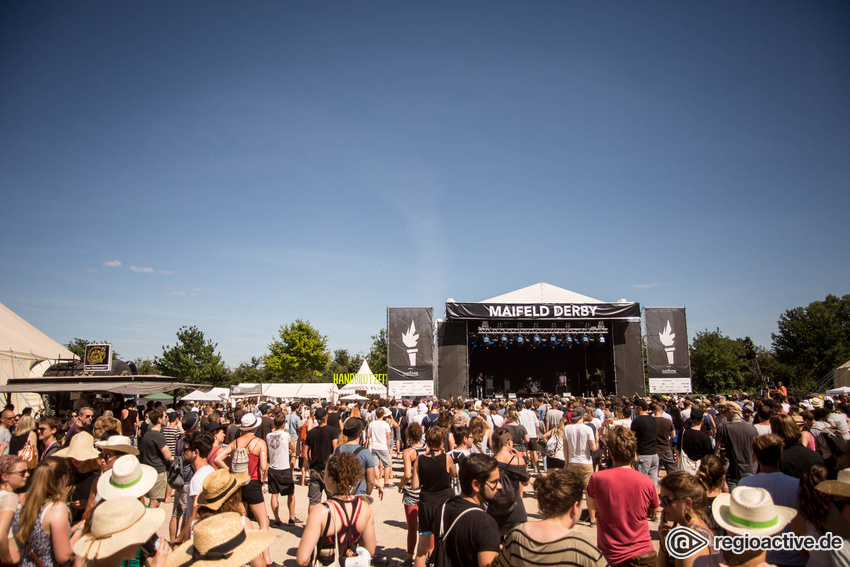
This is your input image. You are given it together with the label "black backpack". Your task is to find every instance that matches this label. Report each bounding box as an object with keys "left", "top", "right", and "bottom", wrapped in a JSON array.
[
  {"left": 429, "top": 499, "right": 485, "bottom": 567},
  {"left": 167, "top": 435, "right": 186, "bottom": 488},
  {"left": 486, "top": 459, "right": 517, "bottom": 516}
]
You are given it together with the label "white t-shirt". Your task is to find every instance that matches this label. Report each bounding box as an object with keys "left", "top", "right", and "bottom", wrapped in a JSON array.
[
  {"left": 368, "top": 420, "right": 392, "bottom": 451},
  {"left": 189, "top": 465, "right": 215, "bottom": 498},
  {"left": 266, "top": 430, "right": 292, "bottom": 470},
  {"left": 518, "top": 409, "right": 540, "bottom": 439},
  {"left": 563, "top": 423, "right": 595, "bottom": 464}
]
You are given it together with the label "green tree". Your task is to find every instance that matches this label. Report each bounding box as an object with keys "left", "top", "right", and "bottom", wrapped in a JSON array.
[
  {"left": 65, "top": 338, "right": 121, "bottom": 360},
  {"left": 322, "top": 349, "right": 364, "bottom": 381},
  {"left": 772, "top": 294, "right": 850, "bottom": 390},
  {"left": 690, "top": 328, "right": 753, "bottom": 394},
  {"left": 265, "top": 320, "right": 331, "bottom": 383},
  {"left": 231, "top": 357, "right": 270, "bottom": 384},
  {"left": 135, "top": 357, "right": 160, "bottom": 375},
  {"left": 366, "top": 329, "right": 387, "bottom": 376},
  {"left": 155, "top": 326, "right": 228, "bottom": 387}
]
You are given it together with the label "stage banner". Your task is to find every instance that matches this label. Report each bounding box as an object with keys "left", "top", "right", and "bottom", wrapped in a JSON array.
[
  {"left": 649, "top": 378, "right": 693, "bottom": 394},
  {"left": 445, "top": 302, "right": 640, "bottom": 320},
  {"left": 387, "top": 308, "right": 433, "bottom": 381},
  {"left": 645, "top": 308, "right": 691, "bottom": 380}
]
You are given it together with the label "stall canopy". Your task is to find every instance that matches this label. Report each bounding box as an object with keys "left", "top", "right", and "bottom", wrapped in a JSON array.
[
  {"left": 229, "top": 382, "right": 339, "bottom": 401},
  {"left": 338, "top": 360, "right": 387, "bottom": 396},
  {"left": 0, "top": 376, "right": 212, "bottom": 396},
  {"left": 0, "top": 301, "right": 79, "bottom": 409},
  {"left": 181, "top": 387, "right": 230, "bottom": 402}
]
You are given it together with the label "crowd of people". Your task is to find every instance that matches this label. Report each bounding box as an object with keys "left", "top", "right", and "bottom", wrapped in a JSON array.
[{"left": 0, "top": 388, "right": 847, "bottom": 567}]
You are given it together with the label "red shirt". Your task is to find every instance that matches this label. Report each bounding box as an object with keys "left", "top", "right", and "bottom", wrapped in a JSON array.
[{"left": 587, "top": 466, "right": 659, "bottom": 565}]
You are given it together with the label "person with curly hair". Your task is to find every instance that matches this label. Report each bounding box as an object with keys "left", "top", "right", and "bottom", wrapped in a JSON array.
[
  {"left": 496, "top": 469, "right": 605, "bottom": 567},
  {"left": 296, "top": 452, "right": 376, "bottom": 567}
]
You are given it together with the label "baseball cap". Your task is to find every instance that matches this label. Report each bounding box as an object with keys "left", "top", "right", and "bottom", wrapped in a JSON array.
[
  {"left": 571, "top": 407, "right": 587, "bottom": 422},
  {"left": 314, "top": 408, "right": 328, "bottom": 420}
]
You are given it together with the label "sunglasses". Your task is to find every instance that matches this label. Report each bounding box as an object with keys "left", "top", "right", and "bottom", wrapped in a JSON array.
[
  {"left": 660, "top": 495, "right": 681, "bottom": 507},
  {"left": 98, "top": 452, "right": 118, "bottom": 461},
  {"left": 7, "top": 470, "right": 29, "bottom": 477}
]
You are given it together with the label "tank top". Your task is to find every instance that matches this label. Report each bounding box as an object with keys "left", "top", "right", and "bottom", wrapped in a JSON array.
[
  {"left": 417, "top": 452, "right": 452, "bottom": 502},
  {"left": 317, "top": 497, "right": 364, "bottom": 557},
  {"left": 12, "top": 503, "right": 62, "bottom": 567},
  {"left": 402, "top": 446, "right": 427, "bottom": 506},
  {"left": 122, "top": 409, "right": 138, "bottom": 437},
  {"left": 237, "top": 437, "right": 262, "bottom": 481}
]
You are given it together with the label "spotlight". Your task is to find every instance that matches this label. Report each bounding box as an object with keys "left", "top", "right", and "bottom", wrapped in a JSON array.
[
  {"left": 599, "top": 335, "right": 606, "bottom": 344},
  {"left": 550, "top": 335, "right": 557, "bottom": 344},
  {"left": 516, "top": 335, "right": 524, "bottom": 345},
  {"left": 582, "top": 335, "right": 589, "bottom": 344},
  {"left": 567, "top": 336, "right": 574, "bottom": 344},
  {"left": 482, "top": 335, "right": 491, "bottom": 346},
  {"left": 533, "top": 335, "right": 541, "bottom": 346},
  {"left": 501, "top": 335, "right": 508, "bottom": 345}
]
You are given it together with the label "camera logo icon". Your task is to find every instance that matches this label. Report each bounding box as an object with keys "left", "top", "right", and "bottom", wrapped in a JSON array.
[{"left": 665, "top": 526, "right": 710, "bottom": 559}]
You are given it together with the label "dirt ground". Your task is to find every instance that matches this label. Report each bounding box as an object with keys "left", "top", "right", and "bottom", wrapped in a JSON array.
[{"left": 156, "top": 460, "right": 662, "bottom": 566}]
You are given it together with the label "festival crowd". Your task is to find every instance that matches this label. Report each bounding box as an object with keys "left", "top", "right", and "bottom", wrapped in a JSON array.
[{"left": 0, "top": 388, "right": 847, "bottom": 567}]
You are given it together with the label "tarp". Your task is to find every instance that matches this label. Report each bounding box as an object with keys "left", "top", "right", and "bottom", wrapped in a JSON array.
[
  {"left": 338, "top": 360, "right": 388, "bottom": 395},
  {"left": 0, "top": 377, "right": 211, "bottom": 396},
  {"left": 181, "top": 387, "right": 230, "bottom": 402},
  {"left": 0, "top": 301, "right": 79, "bottom": 410},
  {"left": 826, "top": 386, "right": 850, "bottom": 396},
  {"left": 482, "top": 282, "right": 604, "bottom": 304}
]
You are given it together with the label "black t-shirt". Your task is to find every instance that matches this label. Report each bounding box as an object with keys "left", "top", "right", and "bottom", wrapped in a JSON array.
[
  {"left": 306, "top": 425, "right": 340, "bottom": 471},
  {"left": 655, "top": 417, "right": 674, "bottom": 452},
  {"left": 678, "top": 428, "right": 713, "bottom": 462},
  {"left": 139, "top": 429, "right": 168, "bottom": 473},
  {"left": 630, "top": 415, "right": 658, "bottom": 456},
  {"left": 441, "top": 497, "right": 501, "bottom": 566},
  {"left": 326, "top": 411, "right": 341, "bottom": 430},
  {"left": 716, "top": 420, "right": 757, "bottom": 480}
]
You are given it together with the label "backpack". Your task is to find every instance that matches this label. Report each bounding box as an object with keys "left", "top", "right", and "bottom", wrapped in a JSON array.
[
  {"left": 167, "top": 436, "right": 186, "bottom": 488},
  {"left": 545, "top": 434, "right": 560, "bottom": 457},
  {"left": 817, "top": 426, "right": 846, "bottom": 456},
  {"left": 487, "top": 459, "right": 518, "bottom": 516},
  {"left": 231, "top": 438, "right": 253, "bottom": 475},
  {"left": 429, "top": 500, "right": 485, "bottom": 567}
]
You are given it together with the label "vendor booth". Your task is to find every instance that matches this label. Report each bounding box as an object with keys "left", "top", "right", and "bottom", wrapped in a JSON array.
[{"left": 436, "top": 283, "right": 644, "bottom": 398}]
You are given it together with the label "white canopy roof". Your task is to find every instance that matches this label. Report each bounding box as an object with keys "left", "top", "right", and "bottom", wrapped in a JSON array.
[
  {"left": 181, "top": 387, "right": 231, "bottom": 402},
  {"left": 231, "top": 382, "right": 339, "bottom": 401},
  {"left": 482, "top": 282, "right": 604, "bottom": 304},
  {"left": 338, "top": 360, "right": 388, "bottom": 395}
]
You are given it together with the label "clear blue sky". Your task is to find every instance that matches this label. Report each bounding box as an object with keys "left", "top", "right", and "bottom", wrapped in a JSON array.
[{"left": 2, "top": 2, "right": 848, "bottom": 367}]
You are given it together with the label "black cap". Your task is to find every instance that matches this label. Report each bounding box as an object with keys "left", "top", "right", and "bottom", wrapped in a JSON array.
[
  {"left": 342, "top": 418, "right": 364, "bottom": 438},
  {"left": 315, "top": 408, "right": 328, "bottom": 420}
]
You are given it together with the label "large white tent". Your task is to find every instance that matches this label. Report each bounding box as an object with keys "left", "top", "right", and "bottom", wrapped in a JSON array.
[
  {"left": 0, "top": 301, "right": 78, "bottom": 410},
  {"left": 229, "top": 382, "right": 339, "bottom": 401},
  {"left": 181, "top": 387, "right": 231, "bottom": 402},
  {"left": 338, "top": 360, "right": 387, "bottom": 396}
]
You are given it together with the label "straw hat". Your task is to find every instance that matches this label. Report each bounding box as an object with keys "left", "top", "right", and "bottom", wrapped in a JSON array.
[
  {"left": 712, "top": 486, "right": 797, "bottom": 536},
  {"left": 74, "top": 497, "right": 165, "bottom": 560},
  {"left": 95, "top": 435, "right": 139, "bottom": 456},
  {"left": 240, "top": 413, "right": 260, "bottom": 430},
  {"left": 97, "top": 454, "right": 158, "bottom": 500},
  {"left": 815, "top": 468, "right": 850, "bottom": 498},
  {"left": 167, "top": 512, "right": 275, "bottom": 567},
  {"left": 196, "top": 468, "right": 249, "bottom": 510},
  {"left": 54, "top": 431, "right": 100, "bottom": 461}
]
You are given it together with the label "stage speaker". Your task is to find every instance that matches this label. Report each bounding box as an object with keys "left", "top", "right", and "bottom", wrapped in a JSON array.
[
  {"left": 504, "top": 378, "right": 510, "bottom": 393},
  {"left": 485, "top": 377, "right": 493, "bottom": 397}
]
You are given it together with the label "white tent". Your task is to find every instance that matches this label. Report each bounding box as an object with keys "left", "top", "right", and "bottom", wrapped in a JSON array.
[
  {"left": 0, "top": 301, "right": 78, "bottom": 411},
  {"left": 482, "top": 282, "right": 606, "bottom": 304},
  {"left": 181, "top": 387, "right": 230, "bottom": 402},
  {"left": 229, "top": 382, "right": 339, "bottom": 401},
  {"left": 834, "top": 359, "right": 850, "bottom": 389},
  {"left": 338, "top": 360, "right": 387, "bottom": 396},
  {"left": 826, "top": 386, "right": 850, "bottom": 396}
]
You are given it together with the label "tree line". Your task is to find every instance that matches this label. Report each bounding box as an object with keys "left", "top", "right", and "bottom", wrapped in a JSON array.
[
  {"left": 66, "top": 320, "right": 388, "bottom": 389},
  {"left": 690, "top": 293, "right": 850, "bottom": 393}
]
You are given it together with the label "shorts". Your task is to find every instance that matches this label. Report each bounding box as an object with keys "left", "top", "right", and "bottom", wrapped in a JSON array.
[
  {"left": 268, "top": 468, "right": 294, "bottom": 496},
  {"left": 566, "top": 463, "right": 593, "bottom": 491},
  {"left": 526, "top": 439, "right": 539, "bottom": 453},
  {"left": 241, "top": 479, "right": 265, "bottom": 506},
  {"left": 417, "top": 500, "right": 443, "bottom": 536},
  {"left": 147, "top": 471, "right": 167, "bottom": 501},
  {"left": 171, "top": 486, "right": 187, "bottom": 518},
  {"left": 371, "top": 449, "right": 391, "bottom": 467},
  {"left": 308, "top": 467, "right": 327, "bottom": 506}
]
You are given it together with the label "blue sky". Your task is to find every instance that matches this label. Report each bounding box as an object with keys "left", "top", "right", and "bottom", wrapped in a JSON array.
[{"left": 2, "top": 2, "right": 848, "bottom": 367}]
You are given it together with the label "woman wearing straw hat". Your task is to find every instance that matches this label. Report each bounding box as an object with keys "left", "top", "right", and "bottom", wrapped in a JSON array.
[
  {"left": 74, "top": 497, "right": 166, "bottom": 567},
  {"left": 296, "top": 452, "right": 376, "bottom": 567},
  {"left": 692, "top": 486, "right": 797, "bottom": 567},
  {"left": 167, "top": 512, "right": 274, "bottom": 567}
]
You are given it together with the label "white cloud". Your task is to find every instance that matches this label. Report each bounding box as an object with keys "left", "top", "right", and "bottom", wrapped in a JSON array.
[
  {"left": 130, "top": 265, "right": 154, "bottom": 273},
  {"left": 160, "top": 270, "right": 174, "bottom": 275},
  {"left": 102, "top": 260, "right": 122, "bottom": 267}
]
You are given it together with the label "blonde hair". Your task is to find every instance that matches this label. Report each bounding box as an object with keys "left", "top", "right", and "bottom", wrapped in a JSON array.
[
  {"left": 16, "top": 457, "right": 68, "bottom": 545},
  {"left": 15, "top": 414, "right": 35, "bottom": 436}
]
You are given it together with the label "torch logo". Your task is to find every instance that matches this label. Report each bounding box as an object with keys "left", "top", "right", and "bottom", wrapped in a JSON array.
[
  {"left": 402, "top": 321, "right": 419, "bottom": 366},
  {"left": 659, "top": 320, "right": 676, "bottom": 364}
]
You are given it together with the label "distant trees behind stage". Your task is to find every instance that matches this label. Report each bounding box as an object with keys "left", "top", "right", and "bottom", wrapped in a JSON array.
[
  {"left": 84, "top": 322, "right": 390, "bottom": 388},
  {"left": 691, "top": 293, "right": 850, "bottom": 393}
]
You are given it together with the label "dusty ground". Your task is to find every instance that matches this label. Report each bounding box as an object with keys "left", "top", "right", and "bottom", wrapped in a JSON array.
[{"left": 157, "top": 460, "right": 662, "bottom": 566}]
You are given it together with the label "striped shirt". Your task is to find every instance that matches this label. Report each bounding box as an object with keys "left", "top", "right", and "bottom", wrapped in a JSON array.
[
  {"left": 162, "top": 426, "right": 181, "bottom": 456},
  {"left": 495, "top": 524, "right": 606, "bottom": 567}
]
